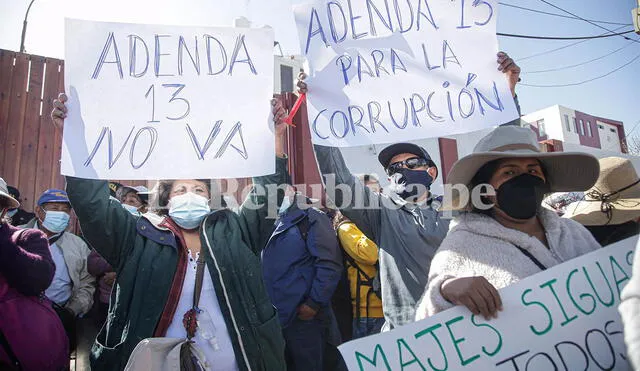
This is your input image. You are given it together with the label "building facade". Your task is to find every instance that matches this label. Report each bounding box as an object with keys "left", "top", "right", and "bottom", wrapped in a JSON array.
[{"left": 522, "top": 105, "right": 627, "bottom": 154}]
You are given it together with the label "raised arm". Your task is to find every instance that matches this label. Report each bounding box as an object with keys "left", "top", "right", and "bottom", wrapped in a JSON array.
[
  {"left": 52, "top": 93, "right": 137, "bottom": 269},
  {"left": 313, "top": 144, "right": 382, "bottom": 243},
  {"left": 238, "top": 101, "right": 291, "bottom": 254}
]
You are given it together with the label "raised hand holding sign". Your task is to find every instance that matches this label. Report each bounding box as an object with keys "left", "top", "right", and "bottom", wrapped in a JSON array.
[{"left": 61, "top": 19, "right": 275, "bottom": 180}]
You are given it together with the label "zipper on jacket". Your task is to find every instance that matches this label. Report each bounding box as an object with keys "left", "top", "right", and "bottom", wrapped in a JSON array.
[{"left": 201, "top": 214, "right": 252, "bottom": 371}]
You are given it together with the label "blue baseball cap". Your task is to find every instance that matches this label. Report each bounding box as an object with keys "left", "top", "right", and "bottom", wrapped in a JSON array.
[{"left": 37, "top": 189, "right": 70, "bottom": 206}]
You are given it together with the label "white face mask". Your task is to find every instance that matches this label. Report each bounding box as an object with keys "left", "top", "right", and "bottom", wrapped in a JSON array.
[
  {"left": 168, "top": 192, "right": 210, "bottom": 230},
  {"left": 279, "top": 196, "right": 293, "bottom": 215},
  {"left": 41, "top": 210, "right": 70, "bottom": 233},
  {"left": 122, "top": 203, "right": 140, "bottom": 216}
]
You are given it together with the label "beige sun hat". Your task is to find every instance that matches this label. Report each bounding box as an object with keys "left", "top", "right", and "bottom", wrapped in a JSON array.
[
  {"left": 563, "top": 157, "right": 640, "bottom": 226},
  {"left": 444, "top": 126, "right": 600, "bottom": 210},
  {"left": 0, "top": 177, "right": 20, "bottom": 209}
]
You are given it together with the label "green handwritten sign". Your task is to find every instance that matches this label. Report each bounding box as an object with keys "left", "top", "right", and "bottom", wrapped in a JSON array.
[{"left": 339, "top": 237, "right": 637, "bottom": 370}]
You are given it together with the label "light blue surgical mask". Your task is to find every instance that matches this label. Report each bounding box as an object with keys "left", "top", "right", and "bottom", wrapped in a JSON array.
[
  {"left": 6, "top": 209, "right": 18, "bottom": 218},
  {"left": 168, "top": 192, "right": 210, "bottom": 230},
  {"left": 279, "top": 196, "right": 292, "bottom": 215},
  {"left": 42, "top": 210, "right": 70, "bottom": 233},
  {"left": 122, "top": 203, "right": 140, "bottom": 216}
]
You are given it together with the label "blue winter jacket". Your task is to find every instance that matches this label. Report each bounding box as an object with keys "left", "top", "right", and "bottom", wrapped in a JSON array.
[{"left": 261, "top": 199, "right": 343, "bottom": 327}]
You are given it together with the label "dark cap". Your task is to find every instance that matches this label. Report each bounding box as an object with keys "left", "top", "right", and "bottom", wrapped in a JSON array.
[
  {"left": 37, "top": 189, "right": 70, "bottom": 206},
  {"left": 378, "top": 142, "right": 436, "bottom": 169},
  {"left": 108, "top": 182, "right": 123, "bottom": 198},
  {"left": 7, "top": 185, "right": 19, "bottom": 199}
]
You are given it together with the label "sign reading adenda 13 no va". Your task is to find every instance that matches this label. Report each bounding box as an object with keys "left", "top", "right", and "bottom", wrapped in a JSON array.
[
  {"left": 294, "top": 0, "right": 519, "bottom": 147},
  {"left": 62, "top": 18, "right": 274, "bottom": 179}
]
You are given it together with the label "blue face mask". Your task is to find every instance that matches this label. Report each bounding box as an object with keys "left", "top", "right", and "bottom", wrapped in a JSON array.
[
  {"left": 168, "top": 192, "right": 210, "bottom": 230},
  {"left": 279, "top": 196, "right": 292, "bottom": 215},
  {"left": 389, "top": 168, "right": 433, "bottom": 201},
  {"left": 42, "top": 210, "right": 70, "bottom": 233},
  {"left": 122, "top": 203, "right": 140, "bottom": 216},
  {"left": 6, "top": 209, "right": 18, "bottom": 218}
]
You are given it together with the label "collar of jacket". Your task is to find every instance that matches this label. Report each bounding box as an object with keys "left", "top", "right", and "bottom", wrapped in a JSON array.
[
  {"left": 451, "top": 208, "right": 562, "bottom": 249},
  {"left": 136, "top": 214, "right": 178, "bottom": 249},
  {"left": 273, "top": 204, "right": 308, "bottom": 235}
]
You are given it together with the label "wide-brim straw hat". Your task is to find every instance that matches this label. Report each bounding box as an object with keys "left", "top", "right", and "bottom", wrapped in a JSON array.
[
  {"left": 563, "top": 157, "right": 640, "bottom": 226},
  {"left": 444, "top": 126, "right": 600, "bottom": 210},
  {"left": 0, "top": 177, "right": 20, "bottom": 209}
]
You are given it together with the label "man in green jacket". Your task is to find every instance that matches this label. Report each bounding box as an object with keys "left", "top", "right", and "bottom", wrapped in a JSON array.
[{"left": 53, "top": 94, "right": 288, "bottom": 371}]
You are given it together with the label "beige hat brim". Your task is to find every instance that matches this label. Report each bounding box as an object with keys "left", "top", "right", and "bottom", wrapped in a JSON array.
[
  {"left": 443, "top": 150, "right": 600, "bottom": 211},
  {"left": 563, "top": 198, "right": 640, "bottom": 225},
  {"left": 0, "top": 191, "right": 20, "bottom": 209}
]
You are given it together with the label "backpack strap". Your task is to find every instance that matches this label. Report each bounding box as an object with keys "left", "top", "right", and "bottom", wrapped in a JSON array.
[{"left": 342, "top": 250, "right": 378, "bottom": 319}]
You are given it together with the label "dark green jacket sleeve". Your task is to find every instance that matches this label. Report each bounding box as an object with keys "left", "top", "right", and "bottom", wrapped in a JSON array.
[
  {"left": 238, "top": 156, "right": 291, "bottom": 254},
  {"left": 65, "top": 176, "right": 138, "bottom": 269}
]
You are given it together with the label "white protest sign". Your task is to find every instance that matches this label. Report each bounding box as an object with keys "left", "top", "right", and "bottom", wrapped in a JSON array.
[
  {"left": 293, "top": 0, "right": 519, "bottom": 147},
  {"left": 339, "top": 237, "right": 638, "bottom": 370},
  {"left": 62, "top": 18, "right": 274, "bottom": 179}
]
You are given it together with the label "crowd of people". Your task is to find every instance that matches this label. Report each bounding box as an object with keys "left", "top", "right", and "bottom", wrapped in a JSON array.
[{"left": 2, "top": 50, "right": 640, "bottom": 371}]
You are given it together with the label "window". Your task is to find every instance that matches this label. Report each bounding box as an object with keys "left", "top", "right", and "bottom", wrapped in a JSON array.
[
  {"left": 610, "top": 128, "right": 617, "bottom": 133},
  {"left": 598, "top": 124, "right": 604, "bottom": 129},
  {"left": 587, "top": 121, "right": 593, "bottom": 137},
  {"left": 579, "top": 119, "right": 585, "bottom": 135},
  {"left": 538, "top": 119, "right": 546, "bottom": 137},
  {"left": 564, "top": 114, "right": 571, "bottom": 132},
  {"left": 279, "top": 65, "right": 294, "bottom": 93},
  {"left": 573, "top": 117, "right": 578, "bottom": 133}
]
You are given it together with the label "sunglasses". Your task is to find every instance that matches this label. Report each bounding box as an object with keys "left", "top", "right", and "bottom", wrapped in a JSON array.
[{"left": 386, "top": 157, "right": 429, "bottom": 176}]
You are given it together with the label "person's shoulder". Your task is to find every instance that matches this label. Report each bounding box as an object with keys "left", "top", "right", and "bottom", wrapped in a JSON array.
[
  {"left": 59, "top": 231, "right": 91, "bottom": 250},
  {"left": 13, "top": 225, "right": 47, "bottom": 243}
]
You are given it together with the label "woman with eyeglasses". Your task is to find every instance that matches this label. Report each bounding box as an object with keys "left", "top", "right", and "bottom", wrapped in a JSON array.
[
  {"left": 52, "top": 94, "right": 287, "bottom": 371},
  {"left": 415, "top": 126, "right": 601, "bottom": 321}
]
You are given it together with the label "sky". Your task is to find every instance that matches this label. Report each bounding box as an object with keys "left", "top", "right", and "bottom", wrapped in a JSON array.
[{"left": 1, "top": 0, "right": 639, "bottom": 139}]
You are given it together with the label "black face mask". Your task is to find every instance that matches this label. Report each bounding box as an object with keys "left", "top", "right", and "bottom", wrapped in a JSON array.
[
  {"left": 392, "top": 168, "right": 433, "bottom": 201},
  {"left": 496, "top": 174, "right": 547, "bottom": 220}
]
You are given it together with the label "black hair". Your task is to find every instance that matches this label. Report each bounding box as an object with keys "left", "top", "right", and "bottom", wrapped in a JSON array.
[
  {"left": 152, "top": 179, "right": 215, "bottom": 216},
  {"left": 467, "top": 158, "right": 549, "bottom": 215}
]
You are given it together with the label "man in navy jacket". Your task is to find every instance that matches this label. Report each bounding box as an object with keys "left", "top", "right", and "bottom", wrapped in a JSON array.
[{"left": 261, "top": 193, "right": 344, "bottom": 371}]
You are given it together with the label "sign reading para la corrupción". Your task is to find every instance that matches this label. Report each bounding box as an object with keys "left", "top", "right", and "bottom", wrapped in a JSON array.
[
  {"left": 339, "top": 237, "right": 637, "bottom": 370},
  {"left": 62, "top": 18, "right": 275, "bottom": 180},
  {"left": 294, "top": 0, "right": 520, "bottom": 147}
]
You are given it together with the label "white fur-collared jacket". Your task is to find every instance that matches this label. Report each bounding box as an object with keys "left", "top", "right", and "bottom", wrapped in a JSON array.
[{"left": 415, "top": 208, "right": 601, "bottom": 320}]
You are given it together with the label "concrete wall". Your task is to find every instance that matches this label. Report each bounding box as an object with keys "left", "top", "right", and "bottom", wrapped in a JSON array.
[
  {"left": 597, "top": 120, "right": 622, "bottom": 152},
  {"left": 558, "top": 105, "right": 579, "bottom": 145},
  {"left": 521, "top": 105, "right": 565, "bottom": 142}
]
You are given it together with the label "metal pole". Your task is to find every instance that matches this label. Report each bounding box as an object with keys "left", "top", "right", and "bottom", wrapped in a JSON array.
[{"left": 19, "top": 0, "right": 36, "bottom": 53}]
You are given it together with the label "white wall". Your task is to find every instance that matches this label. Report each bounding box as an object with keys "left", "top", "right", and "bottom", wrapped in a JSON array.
[
  {"left": 597, "top": 121, "right": 622, "bottom": 152},
  {"left": 273, "top": 55, "right": 303, "bottom": 93},
  {"left": 521, "top": 105, "right": 565, "bottom": 142},
  {"left": 558, "top": 105, "right": 580, "bottom": 145}
]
